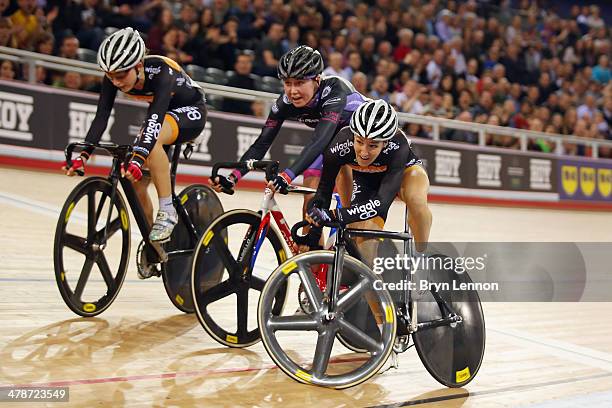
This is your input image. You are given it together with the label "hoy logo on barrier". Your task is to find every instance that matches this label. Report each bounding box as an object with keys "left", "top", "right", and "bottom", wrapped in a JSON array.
[
  {"left": 236, "top": 126, "right": 270, "bottom": 160},
  {"left": 68, "top": 102, "right": 114, "bottom": 143},
  {"left": 0, "top": 91, "right": 34, "bottom": 141},
  {"left": 477, "top": 154, "right": 501, "bottom": 187},
  {"left": 189, "top": 121, "right": 212, "bottom": 161},
  {"left": 435, "top": 150, "right": 461, "bottom": 184},
  {"left": 529, "top": 159, "right": 552, "bottom": 190}
]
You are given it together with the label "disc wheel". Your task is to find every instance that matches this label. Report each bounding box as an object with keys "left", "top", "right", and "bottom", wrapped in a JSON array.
[
  {"left": 412, "top": 254, "right": 486, "bottom": 387},
  {"left": 54, "top": 177, "right": 130, "bottom": 317},
  {"left": 161, "top": 184, "right": 223, "bottom": 313},
  {"left": 191, "top": 209, "right": 288, "bottom": 347}
]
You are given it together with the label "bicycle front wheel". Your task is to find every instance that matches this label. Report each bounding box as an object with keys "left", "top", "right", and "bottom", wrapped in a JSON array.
[
  {"left": 54, "top": 177, "right": 130, "bottom": 317},
  {"left": 191, "top": 209, "right": 288, "bottom": 347},
  {"left": 258, "top": 250, "right": 397, "bottom": 389}
]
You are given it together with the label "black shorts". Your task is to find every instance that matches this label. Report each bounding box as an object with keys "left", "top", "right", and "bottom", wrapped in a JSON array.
[{"left": 165, "top": 101, "right": 208, "bottom": 145}]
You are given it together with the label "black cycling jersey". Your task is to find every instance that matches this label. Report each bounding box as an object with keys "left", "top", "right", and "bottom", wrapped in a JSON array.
[
  {"left": 236, "top": 75, "right": 368, "bottom": 180},
  {"left": 83, "top": 55, "right": 205, "bottom": 162},
  {"left": 312, "top": 127, "right": 421, "bottom": 224}
]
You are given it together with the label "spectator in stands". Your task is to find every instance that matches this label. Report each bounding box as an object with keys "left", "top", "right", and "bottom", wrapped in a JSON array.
[
  {"left": 0, "top": 15, "right": 17, "bottom": 48},
  {"left": 10, "top": 0, "right": 43, "bottom": 49},
  {"left": 443, "top": 111, "right": 478, "bottom": 144},
  {"left": 392, "top": 80, "right": 424, "bottom": 114},
  {"left": 146, "top": 6, "right": 174, "bottom": 55},
  {"left": 254, "top": 22, "right": 284, "bottom": 76},
  {"left": 351, "top": 71, "right": 368, "bottom": 96},
  {"left": 225, "top": 0, "right": 266, "bottom": 43},
  {"left": 426, "top": 49, "right": 444, "bottom": 88},
  {"left": 369, "top": 74, "right": 391, "bottom": 103},
  {"left": 222, "top": 52, "right": 256, "bottom": 115},
  {"left": 282, "top": 25, "right": 300, "bottom": 53},
  {"left": 342, "top": 51, "right": 362, "bottom": 81},
  {"left": 251, "top": 100, "right": 266, "bottom": 118},
  {"left": 394, "top": 29, "right": 413, "bottom": 63},
  {"left": 577, "top": 94, "right": 600, "bottom": 120},
  {"left": 322, "top": 52, "right": 346, "bottom": 79},
  {"left": 58, "top": 35, "right": 79, "bottom": 59},
  {"left": 61, "top": 71, "right": 82, "bottom": 91},
  {"left": 0, "top": 59, "right": 17, "bottom": 80},
  {"left": 592, "top": 55, "right": 610, "bottom": 85}
]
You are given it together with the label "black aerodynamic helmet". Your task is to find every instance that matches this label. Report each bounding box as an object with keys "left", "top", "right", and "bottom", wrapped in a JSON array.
[{"left": 277, "top": 45, "right": 324, "bottom": 80}]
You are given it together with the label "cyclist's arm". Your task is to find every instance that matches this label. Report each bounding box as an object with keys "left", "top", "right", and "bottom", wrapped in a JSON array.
[
  {"left": 233, "top": 97, "right": 285, "bottom": 178},
  {"left": 130, "top": 69, "right": 174, "bottom": 166},
  {"left": 311, "top": 149, "right": 343, "bottom": 210},
  {"left": 283, "top": 97, "right": 346, "bottom": 180},
  {"left": 82, "top": 77, "right": 118, "bottom": 157}
]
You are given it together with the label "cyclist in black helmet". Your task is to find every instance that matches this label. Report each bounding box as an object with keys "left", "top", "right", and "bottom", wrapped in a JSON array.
[{"left": 210, "top": 45, "right": 369, "bottom": 213}]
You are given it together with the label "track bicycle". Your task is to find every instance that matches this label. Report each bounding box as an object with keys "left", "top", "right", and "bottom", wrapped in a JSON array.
[
  {"left": 54, "top": 141, "right": 223, "bottom": 316},
  {"left": 257, "top": 214, "right": 486, "bottom": 389},
  {"left": 190, "top": 160, "right": 349, "bottom": 348}
]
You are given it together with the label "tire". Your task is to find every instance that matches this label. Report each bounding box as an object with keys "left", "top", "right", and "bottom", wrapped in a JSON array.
[
  {"left": 54, "top": 177, "right": 130, "bottom": 317},
  {"left": 191, "top": 209, "right": 288, "bottom": 347}
]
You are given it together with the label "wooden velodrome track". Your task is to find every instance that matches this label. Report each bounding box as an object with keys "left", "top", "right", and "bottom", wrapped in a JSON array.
[{"left": 1, "top": 166, "right": 612, "bottom": 407}]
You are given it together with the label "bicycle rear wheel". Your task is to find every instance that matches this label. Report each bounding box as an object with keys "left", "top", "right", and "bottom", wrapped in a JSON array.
[
  {"left": 161, "top": 184, "right": 223, "bottom": 313},
  {"left": 412, "top": 254, "right": 486, "bottom": 387},
  {"left": 54, "top": 177, "right": 130, "bottom": 317},
  {"left": 191, "top": 209, "right": 288, "bottom": 347}
]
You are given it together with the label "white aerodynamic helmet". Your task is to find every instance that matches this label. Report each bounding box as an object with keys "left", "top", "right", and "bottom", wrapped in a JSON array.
[
  {"left": 350, "top": 99, "right": 399, "bottom": 141},
  {"left": 97, "top": 27, "right": 145, "bottom": 72}
]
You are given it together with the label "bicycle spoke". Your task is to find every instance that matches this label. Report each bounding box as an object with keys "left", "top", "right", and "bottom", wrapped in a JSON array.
[
  {"left": 236, "top": 287, "right": 248, "bottom": 337},
  {"left": 87, "top": 191, "right": 96, "bottom": 237},
  {"left": 96, "top": 253, "right": 115, "bottom": 293},
  {"left": 312, "top": 329, "right": 336, "bottom": 377},
  {"left": 267, "top": 315, "right": 319, "bottom": 331},
  {"left": 202, "top": 279, "right": 235, "bottom": 305},
  {"left": 73, "top": 258, "right": 95, "bottom": 301},
  {"left": 211, "top": 234, "right": 241, "bottom": 275},
  {"left": 298, "top": 268, "right": 323, "bottom": 313},
  {"left": 249, "top": 276, "right": 266, "bottom": 291},
  {"left": 95, "top": 217, "right": 122, "bottom": 241},
  {"left": 337, "top": 279, "right": 370, "bottom": 314},
  {"left": 64, "top": 233, "right": 88, "bottom": 255},
  {"left": 337, "top": 318, "right": 383, "bottom": 353}
]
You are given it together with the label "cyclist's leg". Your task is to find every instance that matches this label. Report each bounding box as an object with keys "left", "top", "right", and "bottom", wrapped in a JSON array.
[
  {"left": 349, "top": 217, "right": 387, "bottom": 326},
  {"left": 398, "top": 164, "right": 431, "bottom": 253},
  {"left": 148, "top": 104, "right": 207, "bottom": 241},
  {"left": 133, "top": 176, "right": 153, "bottom": 225}
]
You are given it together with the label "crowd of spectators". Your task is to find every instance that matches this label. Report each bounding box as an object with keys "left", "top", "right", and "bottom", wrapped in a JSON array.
[{"left": 0, "top": 0, "right": 610, "bottom": 156}]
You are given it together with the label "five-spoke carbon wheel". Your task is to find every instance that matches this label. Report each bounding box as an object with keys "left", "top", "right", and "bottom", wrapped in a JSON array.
[
  {"left": 258, "top": 250, "right": 397, "bottom": 389},
  {"left": 54, "top": 177, "right": 130, "bottom": 317},
  {"left": 191, "top": 209, "right": 288, "bottom": 347}
]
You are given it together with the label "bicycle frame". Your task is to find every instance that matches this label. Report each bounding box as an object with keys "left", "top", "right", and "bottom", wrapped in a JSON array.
[
  {"left": 66, "top": 142, "right": 200, "bottom": 263},
  {"left": 324, "top": 225, "right": 462, "bottom": 333}
]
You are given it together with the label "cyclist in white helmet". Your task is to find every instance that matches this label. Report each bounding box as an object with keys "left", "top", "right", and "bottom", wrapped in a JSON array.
[
  {"left": 306, "top": 99, "right": 432, "bottom": 259},
  {"left": 63, "top": 27, "right": 207, "bottom": 245}
]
